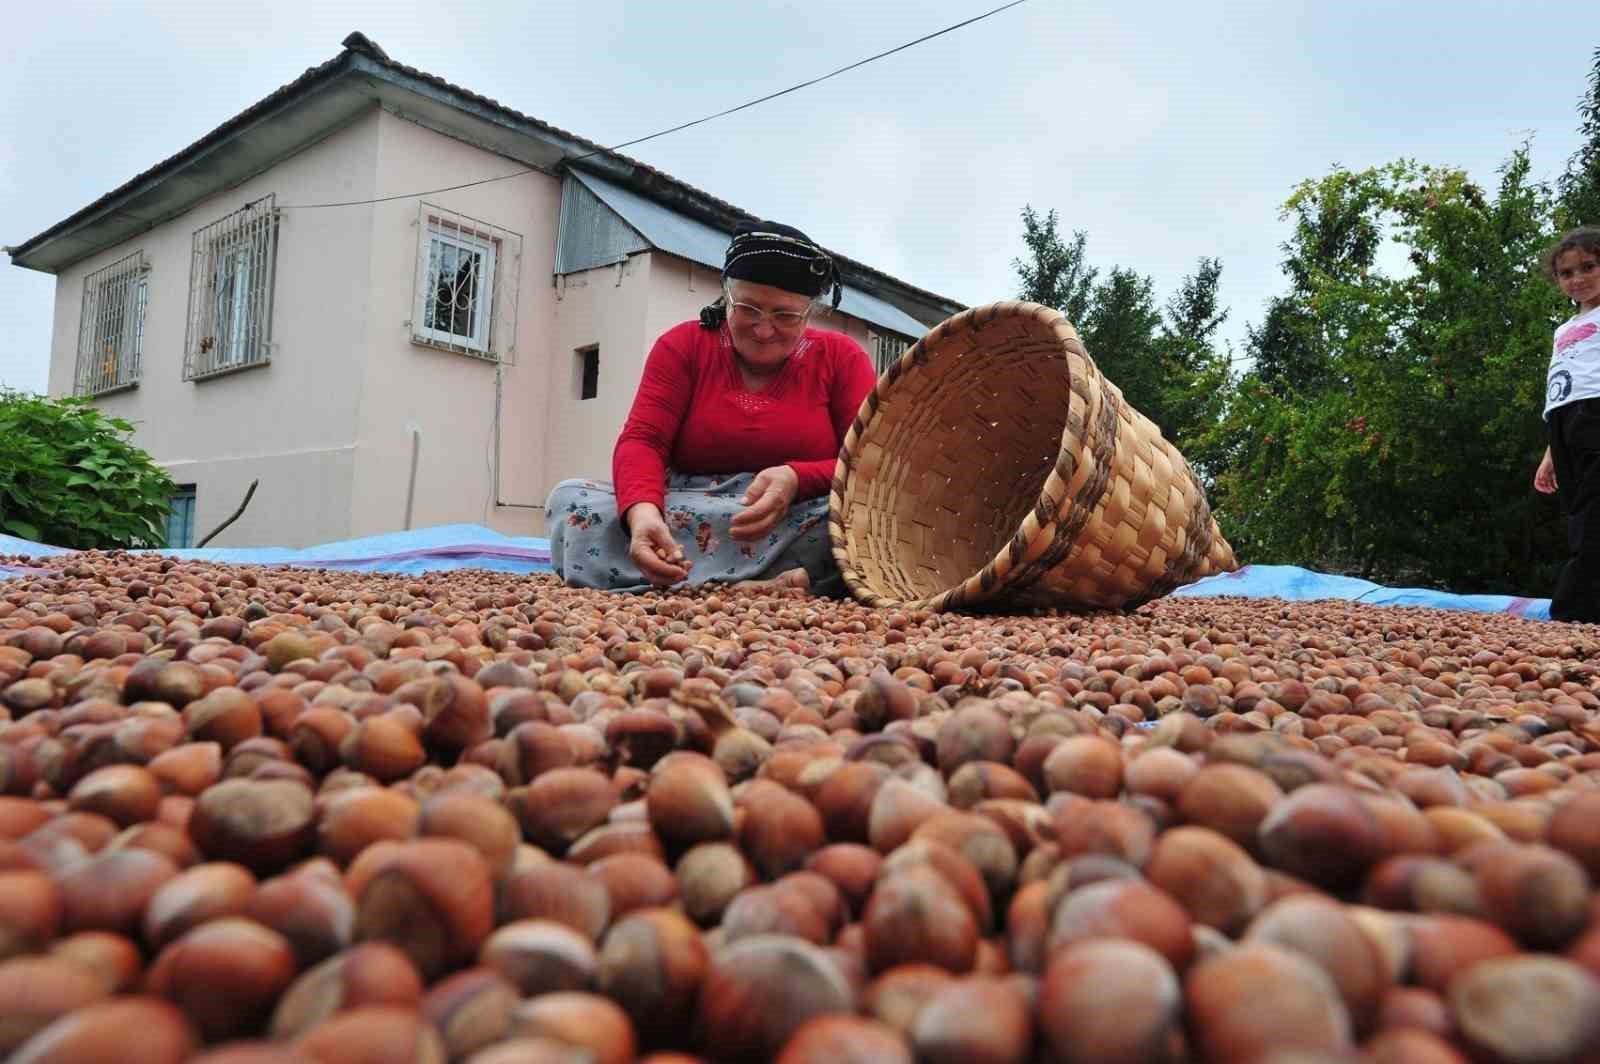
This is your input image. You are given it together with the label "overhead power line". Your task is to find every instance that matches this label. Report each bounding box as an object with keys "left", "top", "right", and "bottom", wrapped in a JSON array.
[{"left": 278, "top": 0, "right": 1030, "bottom": 210}]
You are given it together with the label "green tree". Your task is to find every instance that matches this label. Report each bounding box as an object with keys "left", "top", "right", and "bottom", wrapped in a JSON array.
[
  {"left": 1159, "top": 258, "right": 1235, "bottom": 479},
  {"left": 1012, "top": 206, "right": 1096, "bottom": 324},
  {"left": 1560, "top": 46, "right": 1600, "bottom": 226},
  {"left": 0, "top": 390, "right": 175, "bottom": 549},
  {"left": 1011, "top": 212, "right": 1233, "bottom": 457},
  {"left": 1202, "top": 152, "right": 1566, "bottom": 591}
]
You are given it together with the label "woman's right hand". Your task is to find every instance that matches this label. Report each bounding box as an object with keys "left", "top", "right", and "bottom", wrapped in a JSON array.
[
  {"left": 625, "top": 503, "right": 690, "bottom": 585},
  {"left": 1535, "top": 447, "right": 1558, "bottom": 494}
]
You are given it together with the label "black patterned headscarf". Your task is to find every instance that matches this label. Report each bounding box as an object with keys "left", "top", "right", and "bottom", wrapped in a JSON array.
[{"left": 700, "top": 220, "right": 843, "bottom": 328}]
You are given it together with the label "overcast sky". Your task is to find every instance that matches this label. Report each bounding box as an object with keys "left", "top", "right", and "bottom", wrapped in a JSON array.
[{"left": 2, "top": 0, "right": 1593, "bottom": 393}]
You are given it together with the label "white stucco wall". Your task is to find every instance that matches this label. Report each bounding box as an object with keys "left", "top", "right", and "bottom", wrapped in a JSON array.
[
  {"left": 44, "top": 108, "right": 383, "bottom": 549},
  {"left": 346, "top": 109, "right": 561, "bottom": 541},
  {"left": 40, "top": 104, "right": 898, "bottom": 552}
]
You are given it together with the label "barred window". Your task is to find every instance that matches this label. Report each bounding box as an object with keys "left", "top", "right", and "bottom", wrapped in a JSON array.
[
  {"left": 411, "top": 203, "right": 521, "bottom": 363},
  {"left": 184, "top": 195, "right": 279, "bottom": 381},
  {"left": 869, "top": 329, "right": 913, "bottom": 374},
  {"left": 74, "top": 251, "right": 149, "bottom": 396}
]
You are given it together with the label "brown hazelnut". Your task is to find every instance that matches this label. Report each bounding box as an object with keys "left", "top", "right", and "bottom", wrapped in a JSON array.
[
  {"left": 412, "top": 791, "right": 518, "bottom": 882},
  {"left": 863, "top": 866, "right": 977, "bottom": 973},
  {"left": 676, "top": 842, "right": 758, "bottom": 925},
  {"left": 66, "top": 764, "right": 162, "bottom": 827},
  {"left": 1177, "top": 762, "right": 1284, "bottom": 849},
  {"left": 1039, "top": 939, "right": 1183, "bottom": 1064},
  {"left": 347, "top": 838, "right": 493, "bottom": 979},
  {"left": 0, "top": 869, "right": 59, "bottom": 959},
  {"left": 909, "top": 974, "right": 1031, "bottom": 1063},
  {"left": 246, "top": 869, "right": 355, "bottom": 968},
  {"left": 596, "top": 907, "right": 708, "bottom": 1043},
  {"left": 498, "top": 861, "right": 611, "bottom": 941},
  {"left": 421, "top": 966, "right": 519, "bottom": 1061},
  {"left": 338, "top": 716, "right": 425, "bottom": 783},
  {"left": 1257, "top": 783, "right": 1384, "bottom": 890},
  {"left": 9, "top": 995, "right": 198, "bottom": 1064},
  {"left": 647, "top": 755, "right": 735, "bottom": 846},
  {"left": 738, "top": 779, "right": 826, "bottom": 879},
  {"left": 316, "top": 788, "right": 420, "bottom": 867},
  {"left": 506, "top": 767, "right": 616, "bottom": 855},
  {"left": 1184, "top": 942, "right": 1354, "bottom": 1060},
  {"left": 1243, "top": 894, "right": 1391, "bottom": 1035},
  {"left": 269, "top": 941, "right": 424, "bottom": 1040},
  {"left": 143, "top": 860, "right": 257, "bottom": 949},
  {"left": 586, "top": 853, "right": 678, "bottom": 921},
  {"left": 293, "top": 1005, "right": 446, "bottom": 1064},
  {"left": 774, "top": 1015, "right": 911, "bottom": 1064},
  {"left": 1449, "top": 955, "right": 1600, "bottom": 1063},
  {"left": 189, "top": 778, "right": 315, "bottom": 875},
  {"left": 0, "top": 955, "right": 110, "bottom": 1055},
  {"left": 480, "top": 918, "right": 596, "bottom": 995},
  {"left": 144, "top": 917, "right": 298, "bottom": 1043},
  {"left": 695, "top": 936, "right": 855, "bottom": 1061},
  {"left": 1048, "top": 878, "right": 1195, "bottom": 972},
  {"left": 1041, "top": 735, "right": 1123, "bottom": 798},
  {"left": 57, "top": 846, "right": 178, "bottom": 935},
  {"left": 509, "top": 992, "right": 637, "bottom": 1064},
  {"left": 1144, "top": 825, "right": 1266, "bottom": 936}
]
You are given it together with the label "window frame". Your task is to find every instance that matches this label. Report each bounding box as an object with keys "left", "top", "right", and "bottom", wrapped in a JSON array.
[
  {"left": 409, "top": 203, "right": 522, "bottom": 365},
  {"left": 183, "top": 195, "right": 280, "bottom": 382},
  {"left": 575, "top": 344, "right": 599, "bottom": 400},
  {"left": 164, "top": 484, "right": 198, "bottom": 549},
  {"left": 868, "top": 329, "right": 914, "bottom": 375},
  {"left": 414, "top": 220, "right": 499, "bottom": 354},
  {"left": 74, "top": 251, "right": 150, "bottom": 397}
]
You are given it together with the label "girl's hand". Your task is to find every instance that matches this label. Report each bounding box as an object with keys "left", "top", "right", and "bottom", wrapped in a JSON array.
[
  {"left": 1535, "top": 448, "right": 1559, "bottom": 494},
  {"left": 730, "top": 465, "right": 799, "bottom": 542},
  {"left": 625, "top": 503, "right": 690, "bottom": 585}
]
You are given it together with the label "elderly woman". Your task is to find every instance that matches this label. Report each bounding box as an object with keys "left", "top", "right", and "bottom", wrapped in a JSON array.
[{"left": 546, "top": 220, "right": 877, "bottom": 595}]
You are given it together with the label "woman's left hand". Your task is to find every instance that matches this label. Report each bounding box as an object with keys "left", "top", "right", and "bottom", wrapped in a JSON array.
[{"left": 730, "top": 465, "right": 799, "bottom": 542}]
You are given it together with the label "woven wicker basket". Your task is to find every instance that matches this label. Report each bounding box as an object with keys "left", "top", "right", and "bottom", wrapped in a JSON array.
[{"left": 828, "top": 301, "right": 1236, "bottom": 612}]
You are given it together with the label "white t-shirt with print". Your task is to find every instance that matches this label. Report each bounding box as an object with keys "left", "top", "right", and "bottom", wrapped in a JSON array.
[{"left": 1545, "top": 305, "right": 1600, "bottom": 419}]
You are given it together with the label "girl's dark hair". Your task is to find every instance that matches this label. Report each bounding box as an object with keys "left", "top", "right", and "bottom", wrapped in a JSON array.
[{"left": 1544, "top": 226, "right": 1600, "bottom": 280}]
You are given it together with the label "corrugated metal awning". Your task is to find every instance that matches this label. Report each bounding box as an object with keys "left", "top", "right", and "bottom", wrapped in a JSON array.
[{"left": 566, "top": 170, "right": 927, "bottom": 340}]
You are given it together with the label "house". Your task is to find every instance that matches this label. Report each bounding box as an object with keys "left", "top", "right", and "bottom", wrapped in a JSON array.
[{"left": 9, "top": 32, "right": 964, "bottom": 550}]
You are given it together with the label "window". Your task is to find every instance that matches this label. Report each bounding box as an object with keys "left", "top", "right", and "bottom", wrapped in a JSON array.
[
  {"left": 184, "top": 195, "right": 279, "bottom": 380},
  {"left": 411, "top": 203, "right": 522, "bottom": 363},
  {"left": 576, "top": 345, "right": 599, "bottom": 400},
  {"left": 869, "top": 329, "right": 913, "bottom": 374},
  {"left": 164, "top": 485, "right": 197, "bottom": 548},
  {"left": 74, "top": 251, "right": 149, "bottom": 396}
]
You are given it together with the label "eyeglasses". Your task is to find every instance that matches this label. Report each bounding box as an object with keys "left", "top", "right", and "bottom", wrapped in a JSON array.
[{"left": 727, "top": 301, "right": 811, "bottom": 331}]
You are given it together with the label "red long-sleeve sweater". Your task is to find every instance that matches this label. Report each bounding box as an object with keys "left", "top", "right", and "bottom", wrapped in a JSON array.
[{"left": 612, "top": 320, "right": 877, "bottom": 518}]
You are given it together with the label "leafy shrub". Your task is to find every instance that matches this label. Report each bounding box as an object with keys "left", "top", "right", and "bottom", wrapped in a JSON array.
[{"left": 0, "top": 389, "right": 175, "bottom": 548}]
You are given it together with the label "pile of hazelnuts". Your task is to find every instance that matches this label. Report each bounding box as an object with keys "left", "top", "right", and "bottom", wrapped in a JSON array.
[{"left": 2, "top": 550, "right": 1600, "bottom": 1062}]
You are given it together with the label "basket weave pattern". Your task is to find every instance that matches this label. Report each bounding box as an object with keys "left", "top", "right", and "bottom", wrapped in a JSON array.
[{"left": 828, "top": 301, "right": 1236, "bottom": 612}]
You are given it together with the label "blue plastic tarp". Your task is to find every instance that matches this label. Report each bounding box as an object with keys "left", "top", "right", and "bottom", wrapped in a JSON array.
[
  {"left": 0, "top": 529, "right": 1554, "bottom": 620},
  {"left": 1170, "top": 563, "right": 1551, "bottom": 620},
  {"left": 0, "top": 523, "right": 552, "bottom": 579}
]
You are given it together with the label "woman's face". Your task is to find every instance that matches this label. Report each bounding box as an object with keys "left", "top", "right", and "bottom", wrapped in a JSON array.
[
  {"left": 725, "top": 280, "right": 813, "bottom": 368},
  {"left": 1556, "top": 249, "right": 1600, "bottom": 311}
]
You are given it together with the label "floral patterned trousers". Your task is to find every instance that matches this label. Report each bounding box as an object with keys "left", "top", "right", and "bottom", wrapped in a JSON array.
[{"left": 545, "top": 473, "right": 844, "bottom": 595}]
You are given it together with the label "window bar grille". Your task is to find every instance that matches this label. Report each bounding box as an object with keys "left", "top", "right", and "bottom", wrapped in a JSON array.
[
  {"left": 74, "top": 251, "right": 149, "bottom": 396},
  {"left": 870, "top": 331, "right": 912, "bottom": 375},
  {"left": 411, "top": 202, "right": 522, "bottom": 365},
  {"left": 184, "top": 195, "right": 279, "bottom": 381}
]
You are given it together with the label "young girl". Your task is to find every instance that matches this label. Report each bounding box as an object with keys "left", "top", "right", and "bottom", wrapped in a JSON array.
[{"left": 1535, "top": 226, "right": 1600, "bottom": 621}]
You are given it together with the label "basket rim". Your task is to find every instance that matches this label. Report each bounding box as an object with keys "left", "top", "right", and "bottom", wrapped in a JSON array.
[
  {"left": 827, "top": 299, "right": 1086, "bottom": 612},
  {"left": 828, "top": 299, "right": 1233, "bottom": 612}
]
